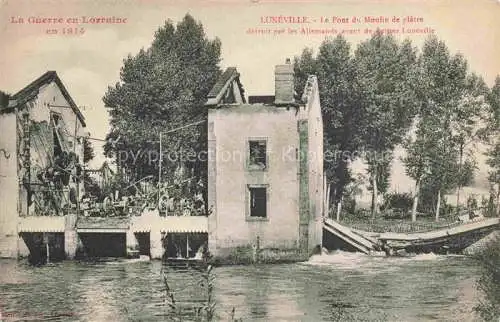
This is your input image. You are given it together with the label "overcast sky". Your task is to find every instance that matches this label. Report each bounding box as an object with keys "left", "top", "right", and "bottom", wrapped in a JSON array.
[{"left": 1, "top": 0, "right": 499, "bottom": 167}]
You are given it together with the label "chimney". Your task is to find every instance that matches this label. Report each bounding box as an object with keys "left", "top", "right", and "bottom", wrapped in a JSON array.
[
  {"left": 0, "top": 91, "right": 10, "bottom": 109},
  {"left": 274, "top": 58, "right": 295, "bottom": 105}
]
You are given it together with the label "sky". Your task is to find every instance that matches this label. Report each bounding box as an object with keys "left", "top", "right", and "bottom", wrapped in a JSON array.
[{"left": 1, "top": 0, "right": 499, "bottom": 170}]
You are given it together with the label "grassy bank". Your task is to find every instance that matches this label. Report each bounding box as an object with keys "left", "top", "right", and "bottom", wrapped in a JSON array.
[
  {"left": 208, "top": 245, "right": 310, "bottom": 266},
  {"left": 340, "top": 216, "right": 461, "bottom": 233},
  {"left": 337, "top": 210, "right": 466, "bottom": 233},
  {"left": 474, "top": 235, "right": 500, "bottom": 321}
]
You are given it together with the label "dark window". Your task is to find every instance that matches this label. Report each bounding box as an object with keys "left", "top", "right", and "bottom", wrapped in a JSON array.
[
  {"left": 249, "top": 187, "right": 267, "bottom": 218},
  {"left": 51, "top": 113, "right": 60, "bottom": 126},
  {"left": 249, "top": 140, "right": 266, "bottom": 169},
  {"left": 50, "top": 113, "right": 63, "bottom": 156}
]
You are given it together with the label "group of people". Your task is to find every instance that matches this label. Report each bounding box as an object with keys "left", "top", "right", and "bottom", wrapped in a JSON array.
[
  {"left": 158, "top": 185, "right": 206, "bottom": 216},
  {"left": 79, "top": 163, "right": 209, "bottom": 217}
]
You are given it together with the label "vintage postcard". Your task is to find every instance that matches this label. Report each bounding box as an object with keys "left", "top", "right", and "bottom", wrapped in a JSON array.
[{"left": 0, "top": 0, "right": 499, "bottom": 321}]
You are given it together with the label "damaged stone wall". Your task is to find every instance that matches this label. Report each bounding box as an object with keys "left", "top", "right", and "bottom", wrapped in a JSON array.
[
  {"left": 0, "top": 112, "right": 19, "bottom": 257},
  {"left": 18, "top": 81, "right": 86, "bottom": 217}
]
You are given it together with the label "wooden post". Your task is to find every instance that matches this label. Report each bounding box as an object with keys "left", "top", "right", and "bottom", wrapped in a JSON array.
[
  {"left": 158, "top": 133, "right": 162, "bottom": 210},
  {"left": 323, "top": 176, "right": 327, "bottom": 218},
  {"left": 456, "top": 142, "right": 464, "bottom": 214},
  {"left": 326, "top": 183, "right": 331, "bottom": 219},
  {"left": 435, "top": 189, "right": 442, "bottom": 222},
  {"left": 371, "top": 169, "right": 378, "bottom": 219},
  {"left": 336, "top": 196, "right": 342, "bottom": 222},
  {"left": 44, "top": 233, "right": 50, "bottom": 264},
  {"left": 186, "top": 234, "right": 189, "bottom": 258},
  {"left": 23, "top": 112, "right": 31, "bottom": 217},
  {"left": 256, "top": 236, "right": 260, "bottom": 263},
  {"left": 74, "top": 113, "right": 80, "bottom": 219}
]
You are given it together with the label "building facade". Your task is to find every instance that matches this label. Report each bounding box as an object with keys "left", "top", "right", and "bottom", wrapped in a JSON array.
[
  {"left": 206, "top": 61, "right": 324, "bottom": 259},
  {"left": 0, "top": 72, "right": 87, "bottom": 258},
  {"left": 0, "top": 65, "right": 324, "bottom": 262}
]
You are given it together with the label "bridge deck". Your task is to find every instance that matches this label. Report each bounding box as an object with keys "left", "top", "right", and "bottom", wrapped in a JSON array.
[
  {"left": 379, "top": 217, "right": 500, "bottom": 242},
  {"left": 323, "top": 218, "right": 377, "bottom": 254}
]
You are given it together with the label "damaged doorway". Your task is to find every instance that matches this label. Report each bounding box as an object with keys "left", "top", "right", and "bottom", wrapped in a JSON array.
[
  {"left": 134, "top": 232, "right": 150, "bottom": 257},
  {"left": 20, "top": 232, "right": 65, "bottom": 264},
  {"left": 79, "top": 233, "right": 126, "bottom": 258},
  {"left": 165, "top": 233, "right": 208, "bottom": 259}
]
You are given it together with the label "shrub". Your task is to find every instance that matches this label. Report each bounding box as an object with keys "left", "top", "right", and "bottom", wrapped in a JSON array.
[
  {"left": 481, "top": 195, "right": 498, "bottom": 218},
  {"left": 381, "top": 192, "right": 413, "bottom": 214},
  {"left": 342, "top": 196, "right": 357, "bottom": 215},
  {"left": 474, "top": 236, "right": 500, "bottom": 321},
  {"left": 162, "top": 264, "right": 242, "bottom": 321}
]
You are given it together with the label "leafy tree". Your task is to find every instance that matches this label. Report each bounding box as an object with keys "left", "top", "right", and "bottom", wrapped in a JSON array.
[
  {"left": 103, "top": 14, "right": 221, "bottom": 208},
  {"left": 353, "top": 32, "right": 417, "bottom": 218},
  {"left": 315, "top": 36, "right": 363, "bottom": 206},
  {"left": 294, "top": 33, "right": 417, "bottom": 218},
  {"left": 83, "top": 137, "right": 95, "bottom": 164},
  {"left": 294, "top": 48, "right": 317, "bottom": 98},
  {"left": 82, "top": 173, "right": 101, "bottom": 199},
  {"left": 488, "top": 76, "right": 500, "bottom": 129},
  {"left": 406, "top": 117, "right": 458, "bottom": 221},
  {"left": 294, "top": 36, "right": 363, "bottom": 210},
  {"left": 366, "top": 154, "right": 392, "bottom": 201},
  {"left": 486, "top": 143, "right": 500, "bottom": 215},
  {"left": 403, "top": 116, "right": 435, "bottom": 221},
  {"left": 404, "top": 35, "right": 485, "bottom": 221},
  {"left": 451, "top": 73, "right": 489, "bottom": 211},
  {"left": 485, "top": 76, "right": 500, "bottom": 215},
  {"left": 424, "top": 136, "right": 460, "bottom": 220},
  {"left": 82, "top": 137, "right": 101, "bottom": 198}
]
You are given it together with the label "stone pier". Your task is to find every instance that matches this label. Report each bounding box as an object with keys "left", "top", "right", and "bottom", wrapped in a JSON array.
[
  {"left": 126, "top": 229, "right": 139, "bottom": 258},
  {"left": 64, "top": 213, "right": 78, "bottom": 259},
  {"left": 150, "top": 230, "right": 164, "bottom": 259},
  {"left": 463, "top": 231, "right": 499, "bottom": 255},
  {"left": 207, "top": 120, "right": 218, "bottom": 255}
]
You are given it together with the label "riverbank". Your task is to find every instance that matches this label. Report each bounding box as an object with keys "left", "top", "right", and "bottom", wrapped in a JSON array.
[
  {"left": 208, "top": 246, "right": 317, "bottom": 266},
  {"left": 339, "top": 215, "right": 461, "bottom": 233}
]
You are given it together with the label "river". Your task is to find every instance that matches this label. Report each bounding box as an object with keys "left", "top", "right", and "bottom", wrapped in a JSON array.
[{"left": 0, "top": 252, "right": 481, "bottom": 321}]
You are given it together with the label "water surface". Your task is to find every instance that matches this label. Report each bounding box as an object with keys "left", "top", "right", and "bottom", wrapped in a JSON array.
[{"left": 0, "top": 252, "right": 480, "bottom": 321}]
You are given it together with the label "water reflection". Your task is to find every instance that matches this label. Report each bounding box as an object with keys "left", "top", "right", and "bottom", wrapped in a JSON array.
[
  {"left": 79, "top": 265, "right": 124, "bottom": 321},
  {"left": 0, "top": 253, "right": 480, "bottom": 321}
]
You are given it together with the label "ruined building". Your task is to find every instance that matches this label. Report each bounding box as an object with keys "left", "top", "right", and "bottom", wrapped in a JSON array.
[
  {"left": 0, "top": 72, "right": 87, "bottom": 258},
  {"left": 0, "top": 61, "right": 324, "bottom": 262},
  {"left": 205, "top": 60, "right": 324, "bottom": 260}
]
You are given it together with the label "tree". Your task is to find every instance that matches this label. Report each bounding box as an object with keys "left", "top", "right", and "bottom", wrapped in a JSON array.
[
  {"left": 486, "top": 143, "right": 500, "bottom": 215},
  {"left": 406, "top": 115, "right": 476, "bottom": 221},
  {"left": 294, "top": 48, "right": 317, "bottom": 99},
  {"left": 294, "top": 33, "right": 417, "bottom": 218},
  {"left": 403, "top": 116, "right": 434, "bottom": 221},
  {"left": 426, "top": 132, "right": 460, "bottom": 221},
  {"left": 353, "top": 32, "right": 417, "bottom": 218},
  {"left": 83, "top": 137, "right": 95, "bottom": 164},
  {"left": 103, "top": 14, "right": 222, "bottom": 208},
  {"left": 451, "top": 73, "right": 489, "bottom": 211},
  {"left": 485, "top": 76, "right": 500, "bottom": 215},
  {"left": 294, "top": 36, "right": 363, "bottom": 212},
  {"left": 83, "top": 173, "right": 101, "bottom": 200},
  {"left": 80, "top": 136, "right": 100, "bottom": 198},
  {"left": 403, "top": 35, "right": 485, "bottom": 221}
]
